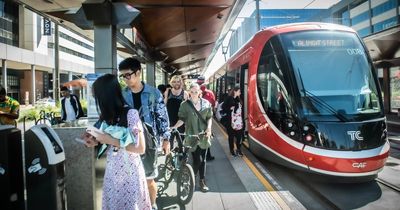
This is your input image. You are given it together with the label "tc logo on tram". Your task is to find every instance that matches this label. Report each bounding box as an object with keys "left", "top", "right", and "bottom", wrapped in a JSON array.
[{"left": 347, "top": 131, "right": 363, "bottom": 141}]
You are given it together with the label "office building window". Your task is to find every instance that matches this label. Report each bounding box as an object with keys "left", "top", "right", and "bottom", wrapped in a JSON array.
[
  {"left": 59, "top": 32, "right": 94, "bottom": 51},
  {"left": 351, "top": 11, "right": 369, "bottom": 25},
  {"left": 373, "top": 17, "right": 398, "bottom": 32},
  {"left": 341, "top": 10, "right": 351, "bottom": 26},
  {"left": 0, "top": 0, "right": 18, "bottom": 46},
  {"left": 48, "top": 43, "right": 94, "bottom": 61},
  {"left": 357, "top": 27, "right": 371, "bottom": 37},
  {"left": 0, "top": 74, "right": 19, "bottom": 88},
  {"left": 372, "top": 0, "right": 397, "bottom": 17}
]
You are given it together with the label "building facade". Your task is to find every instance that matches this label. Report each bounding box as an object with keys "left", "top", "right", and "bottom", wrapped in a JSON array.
[
  {"left": 228, "top": 9, "right": 329, "bottom": 57},
  {"left": 0, "top": 0, "right": 94, "bottom": 104}
]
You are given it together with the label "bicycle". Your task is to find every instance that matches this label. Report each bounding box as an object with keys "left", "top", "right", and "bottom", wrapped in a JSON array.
[{"left": 157, "top": 129, "right": 204, "bottom": 205}]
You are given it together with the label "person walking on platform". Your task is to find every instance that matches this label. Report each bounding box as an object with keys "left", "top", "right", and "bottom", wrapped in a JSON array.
[
  {"left": 164, "top": 75, "right": 188, "bottom": 149},
  {"left": 119, "top": 57, "right": 170, "bottom": 210},
  {"left": 60, "top": 86, "right": 84, "bottom": 122},
  {"left": 171, "top": 83, "right": 213, "bottom": 192},
  {"left": 82, "top": 74, "right": 151, "bottom": 210},
  {"left": 221, "top": 86, "right": 244, "bottom": 157},
  {"left": 0, "top": 85, "right": 20, "bottom": 126},
  {"left": 197, "top": 77, "right": 216, "bottom": 161}
]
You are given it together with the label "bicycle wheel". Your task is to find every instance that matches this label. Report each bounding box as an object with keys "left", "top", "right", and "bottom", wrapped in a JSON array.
[
  {"left": 164, "top": 154, "right": 174, "bottom": 182},
  {"left": 176, "top": 163, "right": 195, "bottom": 205}
]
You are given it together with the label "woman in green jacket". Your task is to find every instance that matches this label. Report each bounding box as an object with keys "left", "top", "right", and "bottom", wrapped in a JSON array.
[{"left": 171, "top": 83, "right": 213, "bottom": 192}]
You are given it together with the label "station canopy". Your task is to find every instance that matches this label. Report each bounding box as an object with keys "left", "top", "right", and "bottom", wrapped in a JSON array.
[{"left": 18, "top": 0, "right": 244, "bottom": 77}]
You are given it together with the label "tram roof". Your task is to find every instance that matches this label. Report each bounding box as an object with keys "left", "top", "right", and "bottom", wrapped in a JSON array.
[{"left": 17, "top": 0, "right": 244, "bottom": 76}]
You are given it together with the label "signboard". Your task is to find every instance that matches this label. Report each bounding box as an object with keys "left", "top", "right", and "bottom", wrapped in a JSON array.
[
  {"left": 187, "top": 74, "right": 200, "bottom": 79},
  {"left": 86, "top": 73, "right": 104, "bottom": 119},
  {"left": 43, "top": 18, "right": 51, "bottom": 36},
  {"left": 291, "top": 39, "right": 345, "bottom": 48}
]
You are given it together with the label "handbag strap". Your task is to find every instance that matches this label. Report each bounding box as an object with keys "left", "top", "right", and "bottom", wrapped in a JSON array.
[{"left": 187, "top": 100, "right": 208, "bottom": 127}]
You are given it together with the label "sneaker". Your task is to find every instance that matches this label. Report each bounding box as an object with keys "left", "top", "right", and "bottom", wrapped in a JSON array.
[
  {"left": 237, "top": 150, "right": 243, "bottom": 157},
  {"left": 206, "top": 156, "right": 215, "bottom": 161},
  {"left": 231, "top": 151, "right": 237, "bottom": 157},
  {"left": 152, "top": 204, "right": 158, "bottom": 210},
  {"left": 199, "top": 179, "right": 209, "bottom": 192}
]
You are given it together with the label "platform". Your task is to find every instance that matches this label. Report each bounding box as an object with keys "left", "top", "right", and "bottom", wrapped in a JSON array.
[{"left": 95, "top": 120, "right": 305, "bottom": 210}]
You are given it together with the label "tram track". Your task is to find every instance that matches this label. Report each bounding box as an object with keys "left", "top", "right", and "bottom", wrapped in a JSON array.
[
  {"left": 243, "top": 138, "right": 400, "bottom": 210},
  {"left": 242, "top": 139, "right": 339, "bottom": 210},
  {"left": 292, "top": 175, "right": 341, "bottom": 210},
  {"left": 222, "top": 121, "right": 400, "bottom": 209}
]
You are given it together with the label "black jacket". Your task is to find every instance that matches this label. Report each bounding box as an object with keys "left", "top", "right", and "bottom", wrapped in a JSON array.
[
  {"left": 221, "top": 96, "right": 241, "bottom": 125},
  {"left": 61, "top": 94, "right": 84, "bottom": 121}
]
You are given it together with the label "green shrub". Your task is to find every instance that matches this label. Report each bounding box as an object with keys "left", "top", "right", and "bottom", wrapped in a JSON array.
[
  {"left": 80, "top": 99, "right": 87, "bottom": 115},
  {"left": 18, "top": 106, "right": 61, "bottom": 122},
  {"left": 18, "top": 108, "right": 40, "bottom": 122}
]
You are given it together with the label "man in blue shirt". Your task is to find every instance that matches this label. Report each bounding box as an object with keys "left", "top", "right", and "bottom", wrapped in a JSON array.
[{"left": 119, "top": 57, "right": 170, "bottom": 209}]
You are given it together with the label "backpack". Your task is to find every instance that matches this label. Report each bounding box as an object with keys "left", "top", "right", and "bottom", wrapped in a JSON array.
[
  {"left": 116, "top": 106, "right": 158, "bottom": 174},
  {"left": 138, "top": 94, "right": 158, "bottom": 175},
  {"left": 231, "top": 103, "right": 243, "bottom": 130}
]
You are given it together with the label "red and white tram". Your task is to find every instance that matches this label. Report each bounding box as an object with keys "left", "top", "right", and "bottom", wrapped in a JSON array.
[{"left": 211, "top": 22, "right": 389, "bottom": 181}]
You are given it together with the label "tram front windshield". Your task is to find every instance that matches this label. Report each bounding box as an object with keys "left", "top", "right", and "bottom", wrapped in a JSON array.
[{"left": 281, "top": 31, "right": 381, "bottom": 121}]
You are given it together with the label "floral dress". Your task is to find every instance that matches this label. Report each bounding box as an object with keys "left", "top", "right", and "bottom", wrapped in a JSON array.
[{"left": 101, "top": 109, "right": 151, "bottom": 210}]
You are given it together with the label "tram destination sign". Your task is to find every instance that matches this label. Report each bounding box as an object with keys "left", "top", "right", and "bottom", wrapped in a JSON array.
[{"left": 292, "top": 39, "right": 345, "bottom": 48}]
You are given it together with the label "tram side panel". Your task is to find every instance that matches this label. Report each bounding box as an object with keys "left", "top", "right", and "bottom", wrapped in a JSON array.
[{"left": 246, "top": 47, "right": 308, "bottom": 171}]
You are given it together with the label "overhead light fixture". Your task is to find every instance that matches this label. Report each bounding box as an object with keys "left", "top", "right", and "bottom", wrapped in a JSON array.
[{"left": 217, "top": 13, "right": 223, "bottom": 19}]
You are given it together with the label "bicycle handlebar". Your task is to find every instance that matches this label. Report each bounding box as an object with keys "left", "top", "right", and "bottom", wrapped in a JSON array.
[{"left": 170, "top": 128, "right": 206, "bottom": 138}]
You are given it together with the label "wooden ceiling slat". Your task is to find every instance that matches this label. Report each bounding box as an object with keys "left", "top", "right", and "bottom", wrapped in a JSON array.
[
  {"left": 139, "top": 7, "right": 185, "bottom": 46},
  {"left": 42, "top": 0, "right": 237, "bottom": 75},
  {"left": 171, "top": 44, "right": 214, "bottom": 64}
]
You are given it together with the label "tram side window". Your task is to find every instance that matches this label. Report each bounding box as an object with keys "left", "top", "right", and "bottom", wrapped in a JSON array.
[
  {"left": 257, "top": 42, "right": 273, "bottom": 110},
  {"left": 257, "top": 42, "right": 290, "bottom": 115},
  {"left": 226, "top": 70, "right": 236, "bottom": 91}
]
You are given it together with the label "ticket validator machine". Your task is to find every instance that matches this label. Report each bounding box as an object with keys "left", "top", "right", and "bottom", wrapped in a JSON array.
[
  {"left": 0, "top": 125, "right": 24, "bottom": 210},
  {"left": 24, "top": 124, "right": 67, "bottom": 210}
]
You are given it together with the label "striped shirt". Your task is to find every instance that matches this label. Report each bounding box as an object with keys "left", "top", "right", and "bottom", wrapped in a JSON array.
[{"left": 0, "top": 96, "right": 20, "bottom": 125}]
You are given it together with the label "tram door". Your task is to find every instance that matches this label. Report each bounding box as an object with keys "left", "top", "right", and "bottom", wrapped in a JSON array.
[{"left": 240, "top": 64, "right": 249, "bottom": 136}]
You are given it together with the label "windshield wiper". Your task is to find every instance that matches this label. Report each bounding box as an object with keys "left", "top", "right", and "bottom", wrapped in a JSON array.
[
  {"left": 304, "top": 90, "right": 349, "bottom": 122},
  {"left": 296, "top": 68, "right": 349, "bottom": 122}
]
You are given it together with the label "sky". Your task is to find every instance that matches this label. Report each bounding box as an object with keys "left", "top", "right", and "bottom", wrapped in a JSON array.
[{"left": 203, "top": 0, "right": 341, "bottom": 79}]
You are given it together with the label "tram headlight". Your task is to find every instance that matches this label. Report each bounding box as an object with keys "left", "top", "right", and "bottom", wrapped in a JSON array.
[
  {"left": 305, "top": 134, "right": 313, "bottom": 142},
  {"left": 286, "top": 120, "right": 299, "bottom": 138},
  {"left": 302, "top": 123, "right": 317, "bottom": 144}
]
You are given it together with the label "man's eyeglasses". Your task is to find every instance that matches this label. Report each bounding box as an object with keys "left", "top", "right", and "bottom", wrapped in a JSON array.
[
  {"left": 119, "top": 72, "right": 135, "bottom": 80},
  {"left": 190, "top": 91, "right": 199, "bottom": 94}
]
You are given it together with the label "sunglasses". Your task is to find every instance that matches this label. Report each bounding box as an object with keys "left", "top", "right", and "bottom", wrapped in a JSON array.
[{"left": 119, "top": 72, "right": 136, "bottom": 80}]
